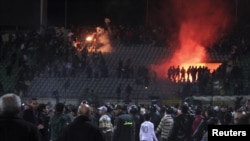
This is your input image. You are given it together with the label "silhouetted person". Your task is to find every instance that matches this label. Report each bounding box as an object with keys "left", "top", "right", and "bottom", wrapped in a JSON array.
[
  {"left": 52, "top": 89, "right": 59, "bottom": 104},
  {"left": 125, "top": 84, "right": 133, "bottom": 104},
  {"left": 116, "top": 83, "right": 122, "bottom": 103},
  {"left": 117, "top": 59, "right": 123, "bottom": 78}
]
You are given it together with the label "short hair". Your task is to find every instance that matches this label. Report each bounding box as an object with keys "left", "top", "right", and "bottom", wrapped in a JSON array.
[
  {"left": 80, "top": 100, "right": 89, "bottom": 105},
  {"left": 114, "top": 104, "right": 126, "bottom": 111},
  {"left": 165, "top": 106, "right": 174, "bottom": 115},
  {"left": 205, "top": 107, "right": 214, "bottom": 117},
  {"left": 195, "top": 107, "right": 202, "bottom": 115},
  {"left": 207, "top": 117, "right": 219, "bottom": 125},
  {"left": 37, "top": 103, "right": 47, "bottom": 112},
  {"left": 29, "top": 97, "right": 38, "bottom": 103},
  {"left": 181, "top": 104, "right": 189, "bottom": 114},
  {"left": 31, "top": 97, "right": 38, "bottom": 101},
  {"left": 0, "top": 93, "right": 21, "bottom": 115},
  {"left": 55, "top": 103, "right": 65, "bottom": 113}
]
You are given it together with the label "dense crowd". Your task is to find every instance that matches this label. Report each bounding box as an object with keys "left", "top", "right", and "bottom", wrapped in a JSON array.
[
  {"left": 0, "top": 24, "right": 168, "bottom": 95},
  {"left": 0, "top": 93, "right": 250, "bottom": 141},
  {"left": 0, "top": 23, "right": 250, "bottom": 141}
]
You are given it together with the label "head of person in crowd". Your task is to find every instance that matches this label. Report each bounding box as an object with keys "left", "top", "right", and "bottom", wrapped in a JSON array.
[
  {"left": 129, "top": 105, "right": 139, "bottom": 115},
  {"left": 37, "top": 103, "right": 48, "bottom": 113},
  {"left": 55, "top": 102, "right": 65, "bottom": 114},
  {"left": 170, "top": 106, "right": 179, "bottom": 116},
  {"left": 0, "top": 93, "right": 21, "bottom": 116},
  {"left": 98, "top": 105, "right": 108, "bottom": 115},
  {"left": 77, "top": 100, "right": 91, "bottom": 118},
  {"left": 113, "top": 104, "right": 126, "bottom": 116},
  {"left": 233, "top": 110, "right": 250, "bottom": 125},
  {"left": 165, "top": 106, "right": 174, "bottom": 115},
  {"left": 28, "top": 97, "right": 39, "bottom": 110},
  {"left": 106, "top": 103, "right": 114, "bottom": 113},
  {"left": 149, "top": 104, "right": 157, "bottom": 113},
  {"left": 207, "top": 117, "right": 220, "bottom": 125},
  {"left": 204, "top": 106, "right": 215, "bottom": 118},
  {"left": 219, "top": 105, "right": 228, "bottom": 113},
  {"left": 48, "top": 109, "right": 55, "bottom": 117},
  {"left": 195, "top": 106, "right": 203, "bottom": 115},
  {"left": 181, "top": 103, "right": 189, "bottom": 114},
  {"left": 64, "top": 105, "right": 70, "bottom": 114},
  {"left": 90, "top": 103, "right": 98, "bottom": 113}
]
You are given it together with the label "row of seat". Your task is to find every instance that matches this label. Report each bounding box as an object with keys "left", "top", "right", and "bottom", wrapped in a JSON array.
[
  {"left": 27, "top": 76, "right": 180, "bottom": 100},
  {"left": 4, "top": 40, "right": 247, "bottom": 102}
]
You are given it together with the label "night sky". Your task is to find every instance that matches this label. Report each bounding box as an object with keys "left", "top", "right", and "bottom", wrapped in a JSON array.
[
  {"left": 0, "top": 0, "right": 40, "bottom": 27},
  {"left": 47, "top": 0, "right": 146, "bottom": 26},
  {"left": 0, "top": 0, "right": 250, "bottom": 27},
  {"left": 0, "top": 0, "right": 147, "bottom": 27}
]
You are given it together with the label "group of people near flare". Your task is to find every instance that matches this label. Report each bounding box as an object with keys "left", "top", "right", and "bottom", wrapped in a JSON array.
[
  {"left": 1, "top": 92, "right": 250, "bottom": 141},
  {"left": 167, "top": 65, "right": 210, "bottom": 83}
]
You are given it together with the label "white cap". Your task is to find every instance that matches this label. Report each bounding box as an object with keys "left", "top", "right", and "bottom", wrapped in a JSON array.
[{"left": 98, "top": 106, "right": 107, "bottom": 112}]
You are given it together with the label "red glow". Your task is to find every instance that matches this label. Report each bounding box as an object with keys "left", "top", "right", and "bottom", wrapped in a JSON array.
[
  {"left": 151, "top": 0, "right": 233, "bottom": 79},
  {"left": 181, "top": 63, "right": 222, "bottom": 74}
]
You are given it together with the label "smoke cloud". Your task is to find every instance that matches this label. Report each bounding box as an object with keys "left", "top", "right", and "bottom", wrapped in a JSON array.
[{"left": 151, "top": 0, "right": 234, "bottom": 79}]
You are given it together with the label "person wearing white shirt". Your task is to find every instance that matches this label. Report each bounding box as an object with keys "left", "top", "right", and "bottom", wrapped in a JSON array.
[{"left": 140, "top": 113, "right": 158, "bottom": 141}]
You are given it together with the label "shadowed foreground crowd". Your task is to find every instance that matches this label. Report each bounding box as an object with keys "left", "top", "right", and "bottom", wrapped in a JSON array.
[{"left": 0, "top": 93, "right": 250, "bottom": 141}]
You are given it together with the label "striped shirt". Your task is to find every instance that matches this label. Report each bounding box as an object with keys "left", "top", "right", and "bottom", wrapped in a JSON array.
[{"left": 155, "top": 114, "right": 174, "bottom": 139}]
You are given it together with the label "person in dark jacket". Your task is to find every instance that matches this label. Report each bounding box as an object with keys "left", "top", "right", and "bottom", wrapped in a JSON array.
[
  {"left": 58, "top": 100, "right": 105, "bottom": 141},
  {"left": 0, "top": 93, "right": 41, "bottom": 141},
  {"left": 112, "top": 104, "right": 135, "bottom": 141},
  {"left": 167, "top": 104, "right": 194, "bottom": 141},
  {"left": 22, "top": 97, "right": 43, "bottom": 130},
  {"left": 49, "top": 103, "right": 68, "bottom": 141},
  {"left": 38, "top": 103, "right": 50, "bottom": 141},
  {"left": 149, "top": 104, "right": 161, "bottom": 130},
  {"left": 129, "top": 105, "right": 143, "bottom": 141}
]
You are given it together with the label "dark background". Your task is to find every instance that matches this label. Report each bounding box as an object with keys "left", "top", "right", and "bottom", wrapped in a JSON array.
[
  {"left": 0, "top": 0, "right": 146, "bottom": 28},
  {"left": 53, "top": 0, "right": 147, "bottom": 26},
  {"left": 0, "top": 0, "right": 40, "bottom": 27},
  {"left": 0, "top": 0, "right": 250, "bottom": 28}
]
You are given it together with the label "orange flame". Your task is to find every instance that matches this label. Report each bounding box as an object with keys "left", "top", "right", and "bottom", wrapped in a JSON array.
[
  {"left": 151, "top": 0, "right": 233, "bottom": 79},
  {"left": 86, "top": 36, "right": 93, "bottom": 42}
]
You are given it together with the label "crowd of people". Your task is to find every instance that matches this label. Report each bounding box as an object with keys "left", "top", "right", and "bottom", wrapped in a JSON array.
[
  {"left": 0, "top": 22, "right": 250, "bottom": 141},
  {"left": 167, "top": 65, "right": 211, "bottom": 83},
  {"left": 0, "top": 24, "right": 165, "bottom": 96},
  {"left": 1, "top": 93, "right": 250, "bottom": 141},
  {"left": 0, "top": 22, "right": 250, "bottom": 98}
]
